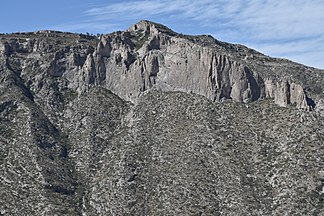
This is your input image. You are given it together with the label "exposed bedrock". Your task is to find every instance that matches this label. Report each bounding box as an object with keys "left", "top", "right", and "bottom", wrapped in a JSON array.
[
  {"left": 72, "top": 20, "right": 313, "bottom": 110},
  {"left": 1, "top": 20, "right": 321, "bottom": 111}
]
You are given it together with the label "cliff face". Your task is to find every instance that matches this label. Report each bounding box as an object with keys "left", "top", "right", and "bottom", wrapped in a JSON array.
[
  {"left": 76, "top": 20, "right": 322, "bottom": 110},
  {"left": 1, "top": 21, "right": 324, "bottom": 215},
  {"left": 1, "top": 21, "right": 323, "bottom": 111}
]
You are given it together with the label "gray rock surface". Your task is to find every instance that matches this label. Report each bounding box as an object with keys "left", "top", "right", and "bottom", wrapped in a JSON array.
[
  {"left": 1, "top": 21, "right": 324, "bottom": 215},
  {"left": 80, "top": 20, "right": 322, "bottom": 111}
]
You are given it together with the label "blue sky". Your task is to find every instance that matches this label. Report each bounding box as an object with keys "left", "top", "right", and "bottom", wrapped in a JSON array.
[{"left": 1, "top": 0, "right": 324, "bottom": 69}]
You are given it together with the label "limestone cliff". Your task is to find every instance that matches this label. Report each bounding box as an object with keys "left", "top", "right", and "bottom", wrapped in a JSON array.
[
  {"left": 75, "top": 20, "right": 322, "bottom": 111},
  {"left": 1, "top": 21, "right": 323, "bottom": 111},
  {"left": 1, "top": 21, "right": 324, "bottom": 215}
]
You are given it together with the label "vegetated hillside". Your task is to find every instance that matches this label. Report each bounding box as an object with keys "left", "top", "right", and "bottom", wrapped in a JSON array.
[{"left": 0, "top": 21, "right": 323, "bottom": 215}]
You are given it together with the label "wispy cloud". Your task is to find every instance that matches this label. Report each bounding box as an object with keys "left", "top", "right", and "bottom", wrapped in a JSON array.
[{"left": 56, "top": 0, "right": 324, "bottom": 68}]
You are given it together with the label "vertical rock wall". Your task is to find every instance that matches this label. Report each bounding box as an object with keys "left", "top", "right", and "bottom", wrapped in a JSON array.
[{"left": 72, "top": 20, "right": 312, "bottom": 110}]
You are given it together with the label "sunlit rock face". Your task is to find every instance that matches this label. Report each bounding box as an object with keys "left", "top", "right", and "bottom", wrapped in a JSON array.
[{"left": 1, "top": 21, "right": 324, "bottom": 215}]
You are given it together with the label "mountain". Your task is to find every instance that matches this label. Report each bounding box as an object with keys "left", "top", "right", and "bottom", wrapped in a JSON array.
[{"left": 0, "top": 20, "right": 323, "bottom": 215}]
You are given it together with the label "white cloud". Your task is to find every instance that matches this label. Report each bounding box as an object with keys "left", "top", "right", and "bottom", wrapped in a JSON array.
[
  {"left": 235, "top": 0, "right": 324, "bottom": 41},
  {"left": 60, "top": 0, "right": 324, "bottom": 68}
]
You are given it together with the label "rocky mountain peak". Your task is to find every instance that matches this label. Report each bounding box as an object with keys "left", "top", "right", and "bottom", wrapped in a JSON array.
[
  {"left": 1, "top": 21, "right": 324, "bottom": 215},
  {"left": 84, "top": 21, "right": 323, "bottom": 112},
  {"left": 127, "top": 20, "right": 177, "bottom": 36},
  {"left": 1, "top": 21, "right": 322, "bottom": 111}
]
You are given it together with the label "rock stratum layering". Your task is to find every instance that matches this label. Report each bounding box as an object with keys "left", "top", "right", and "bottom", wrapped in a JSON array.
[{"left": 1, "top": 20, "right": 324, "bottom": 215}]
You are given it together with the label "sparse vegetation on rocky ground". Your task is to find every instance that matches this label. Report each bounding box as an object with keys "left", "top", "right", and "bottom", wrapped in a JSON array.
[{"left": 0, "top": 20, "right": 323, "bottom": 215}]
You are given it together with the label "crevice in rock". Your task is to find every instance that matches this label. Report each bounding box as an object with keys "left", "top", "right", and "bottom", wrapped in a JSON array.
[
  {"left": 306, "top": 96, "right": 316, "bottom": 110},
  {"left": 244, "top": 66, "right": 261, "bottom": 101}
]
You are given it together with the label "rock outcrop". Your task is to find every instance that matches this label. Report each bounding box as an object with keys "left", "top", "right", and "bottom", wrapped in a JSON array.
[
  {"left": 1, "top": 21, "right": 324, "bottom": 215},
  {"left": 1, "top": 20, "right": 322, "bottom": 111},
  {"left": 66, "top": 20, "right": 319, "bottom": 111}
]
